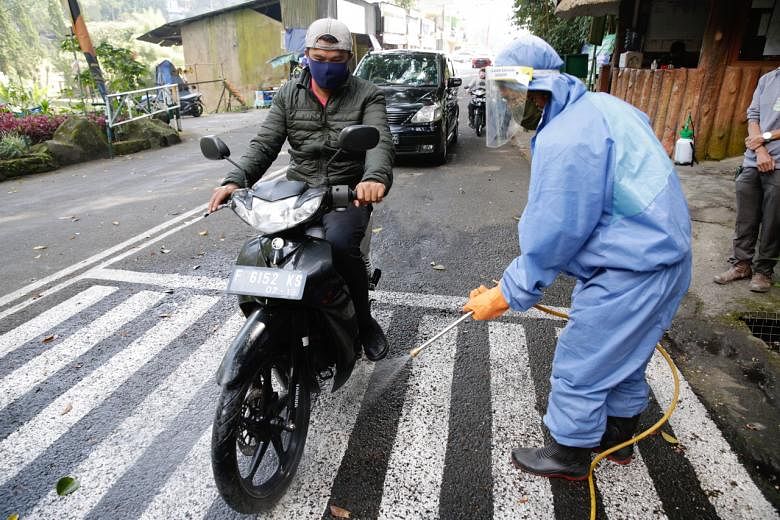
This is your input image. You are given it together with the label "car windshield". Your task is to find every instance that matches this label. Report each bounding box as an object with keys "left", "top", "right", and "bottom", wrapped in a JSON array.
[{"left": 355, "top": 54, "right": 440, "bottom": 87}]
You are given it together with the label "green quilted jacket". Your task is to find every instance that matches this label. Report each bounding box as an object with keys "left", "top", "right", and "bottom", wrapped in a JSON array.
[{"left": 222, "top": 69, "right": 394, "bottom": 192}]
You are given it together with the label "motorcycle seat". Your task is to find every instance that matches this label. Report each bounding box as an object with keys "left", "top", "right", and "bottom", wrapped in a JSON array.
[{"left": 251, "top": 177, "right": 307, "bottom": 201}]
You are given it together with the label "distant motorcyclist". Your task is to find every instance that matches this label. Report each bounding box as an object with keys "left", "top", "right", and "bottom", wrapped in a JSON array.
[
  {"left": 467, "top": 68, "right": 487, "bottom": 128},
  {"left": 207, "top": 18, "right": 394, "bottom": 361}
]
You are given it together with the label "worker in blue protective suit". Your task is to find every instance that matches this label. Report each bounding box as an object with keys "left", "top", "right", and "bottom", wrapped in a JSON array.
[{"left": 463, "top": 34, "right": 692, "bottom": 480}]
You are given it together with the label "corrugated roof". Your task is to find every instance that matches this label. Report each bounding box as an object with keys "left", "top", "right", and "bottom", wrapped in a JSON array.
[
  {"left": 137, "top": 0, "right": 281, "bottom": 46},
  {"left": 555, "top": 0, "right": 620, "bottom": 19}
]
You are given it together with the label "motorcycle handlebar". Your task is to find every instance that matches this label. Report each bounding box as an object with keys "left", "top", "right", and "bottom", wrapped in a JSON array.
[{"left": 330, "top": 185, "right": 355, "bottom": 209}]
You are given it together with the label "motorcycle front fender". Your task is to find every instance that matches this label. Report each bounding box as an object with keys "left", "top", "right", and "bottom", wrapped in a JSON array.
[{"left": 216, "top": 308, "right": 276, "bottom": 388}]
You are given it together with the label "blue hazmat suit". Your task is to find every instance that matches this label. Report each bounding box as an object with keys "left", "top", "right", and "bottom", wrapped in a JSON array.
[{"left": 495, "top": 35, "right": 692, "bottom": 447}]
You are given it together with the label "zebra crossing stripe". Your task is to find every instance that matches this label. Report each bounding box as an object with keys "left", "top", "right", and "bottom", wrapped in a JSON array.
[
  {"left": 139, "top": 426, "right": 214, "bottom": 520},
  {"left": 85, "top": 268, "right": 570, "bottom": 320},
  {"left": 378, "top": 315, "right": 458, "bottom": 519},
  {"left": 25, "top": 312, "right": 243, "bottom": 518},
  {"left": 646, "top": 353, "right": 779, "bottom": 520},
  {"left": 0, "top": 295, "right": 219, "bottom": 489},
  {"left": 0, "top": 291, "right": 165, "bottom": 411},
  {"left": 0, "top": 285, "right": 116, "bottom": 359},
  {"left": 488, "top": 322, "right": 555, "bottom": 519}
]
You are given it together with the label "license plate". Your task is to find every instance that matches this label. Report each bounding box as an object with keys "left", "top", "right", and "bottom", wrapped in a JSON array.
[
  {"left": 392, "top": 134, "right": 400, "bottom": 145},
  {"left": 226, "top": 266, "right": 306, "bottom": 300}
]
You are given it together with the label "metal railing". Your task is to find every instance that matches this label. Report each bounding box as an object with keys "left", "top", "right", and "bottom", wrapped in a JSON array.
[{"left": 104, "top": 84, "right": 181, "bottom": 156}]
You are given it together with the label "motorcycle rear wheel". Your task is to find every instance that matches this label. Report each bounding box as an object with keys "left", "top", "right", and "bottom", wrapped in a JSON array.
[
  {"left": 191, "top": 102, "right": 203, "bottom": 117},
  {"left": 211, "top": 360, "right": 310, "bottom": 513}
]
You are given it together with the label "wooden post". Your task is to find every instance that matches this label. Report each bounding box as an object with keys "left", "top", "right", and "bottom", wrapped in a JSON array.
[
  {"left": 637, "top": 69, "right": 653, "bottom": 115},
  {"left": 653, "top": 69, "right": 674, "bottom": 140},
  {"left": 707, "top": 66, "right": 742, "bottom": 159},
  {"left": 661, "top": 68, "right": 688, "bottom": 154},
  {"left": 598, "top": 64, "right": 612, "bottom": 92},
  {"left": 646, "top": 70, "right": 664, "bottom": 122},
  {"left": 727, "top": 67, "right": 761, "bottom": 157},
  {"left": 695, "top": 0, "right": 744, "bottom": 159}
]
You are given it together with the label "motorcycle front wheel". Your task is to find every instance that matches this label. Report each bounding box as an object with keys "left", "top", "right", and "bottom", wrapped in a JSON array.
[
  {"left": 475, "top": 112, "right": 484, "bottom": 137},
  {"left": 191, "top": 102, "right": 203, "bottom": 117},
  {"left": 211, "top": 359, "right": 310, "bottom": 513}
]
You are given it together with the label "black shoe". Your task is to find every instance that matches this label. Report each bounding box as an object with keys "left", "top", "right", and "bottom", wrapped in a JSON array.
[
  {"left": 511, "top": 439, "right": 591, "bottom": 481},
  {"left": 593, "top": 414, "right": 641, "bottom": 465},
  {"left": 359, "top": 317, "right": 388, "bottom": 361}
]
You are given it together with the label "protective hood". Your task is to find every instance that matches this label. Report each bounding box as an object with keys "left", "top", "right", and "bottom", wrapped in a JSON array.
[{"left": 495, "top": 34, "right": 587, "bottom": 133}]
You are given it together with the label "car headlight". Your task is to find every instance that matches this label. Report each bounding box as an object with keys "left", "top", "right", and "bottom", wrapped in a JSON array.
[
  {"left": 410, "top": 102, "right": 443, "bottom": 123},
  {"left": 230, "top": 188, "right": 325, "bottom": 233}
]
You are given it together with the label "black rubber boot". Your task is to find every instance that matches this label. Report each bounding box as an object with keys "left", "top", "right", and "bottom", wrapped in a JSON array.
[
  {"left": 511, "top": 439, "right": 591, "bottom": 481},
  {"left": 359, "top": 317, "right": 389, "bottom": 361},
  {"left": 594, "top": 414, "right": 641, "bottom": 464}
]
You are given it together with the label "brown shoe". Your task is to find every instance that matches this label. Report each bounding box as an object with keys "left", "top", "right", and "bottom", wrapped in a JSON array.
[
  {"left": 749, "top": 273, "right": 772, "bottom": 293},
  {"left": 713, "top": 261, "right": 752, "bottom": 284}
]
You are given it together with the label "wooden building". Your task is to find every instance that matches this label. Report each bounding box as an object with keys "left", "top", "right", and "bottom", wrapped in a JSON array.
[{"left": 557, "top": 0, "right": 780, "bottom": 160}]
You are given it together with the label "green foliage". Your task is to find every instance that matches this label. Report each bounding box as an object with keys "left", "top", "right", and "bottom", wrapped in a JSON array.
[
  {"left": 0, "top": 0, "right": 46, "bottom": 80},
  {"left": 0, "top": 133, "right": 31, "bottom": 159},
  {"left": 512, "top": 0, "right": 590, "bottom": 56},
  {"left": 62, "top": 36, "right": 152, "bottom": 94}
]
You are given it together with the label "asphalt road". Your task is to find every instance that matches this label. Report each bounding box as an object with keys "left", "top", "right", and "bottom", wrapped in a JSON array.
[{"left": 0, "top": 95, "right": 777, "bottom": 519}]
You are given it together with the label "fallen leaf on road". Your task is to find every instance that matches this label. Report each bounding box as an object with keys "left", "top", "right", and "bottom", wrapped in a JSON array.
[
  {"left": 164, "top": 289, "right": 174, "bottom": 294},
  {"left": 518, "top": 496, "right": 529, "bottom": 504},
  {"left": 198, "top": 230, "right": 209, "bottom": 236},
  {"left": 58, "top": 215, "right": 76, "bottom": 220},
  {"left": 661, "top": 431, "right": 679, "bottom": 445},
  {"left": 33, "top": 245, "right": 47, "bottom": 250},
  {"left": 432, "top": 264, "right": 446, "bottom": 271},
  {"left": 329, "top": 505, "right": 351, "bottom": 518},
  {"left": 159, "top": 313, "right": 171, "bottom": 318},
  {"left": 8, "top": 513, "right": 19, "bottom": 520},
  {"left": 8, "top": 190, "right": 18, "bottom": 194},
  {"left": 513, "top": 216, "right": 521, "bottom": 222},
  {"left": 193, "top": 265, "right": 201, "bottom": 270},
  {"left": 372, "top": 227, "right": 383, "bottom": 234},
  {"left": 746, "top": 422, "right": 765, "bottom": 431},
  {"left": 34, "top": 254, "right": 41, "bottom": 259},
  {"left": 112, "top": 221, "right": 119, "bottom": 226},
  {"left": 56, "top": 476, "right": 79, "bottom": 496},
  {"left": 160, "top": 247, "right": 171, "bottom": 254},
  {"left": 60, "top": 403, "right": 73, "bottom": 415},
  {"left": 41, "top": 335, "right": 57, "bottom": 344}
]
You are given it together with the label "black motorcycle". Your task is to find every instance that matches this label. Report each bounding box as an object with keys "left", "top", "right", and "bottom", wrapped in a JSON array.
[
  {"left": 179, "top": 89, "right": 204, "bottom": 117},
  {"left": 470, "top": 86, "right": 486, "bottom": 137},
  {"left": 200, "top": 126, "right": 380, "bottom": 513}
]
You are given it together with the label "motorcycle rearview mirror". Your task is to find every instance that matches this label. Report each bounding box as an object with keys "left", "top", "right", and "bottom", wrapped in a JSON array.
[
  {"left": 337, "top": 125, "right": 380, "bottom": 152},
  {"left": 200, "top": 135, "right": 248, "bottom": 175},
  {"left": 200, "top": 135, "right": 231, "bottom": 160}
]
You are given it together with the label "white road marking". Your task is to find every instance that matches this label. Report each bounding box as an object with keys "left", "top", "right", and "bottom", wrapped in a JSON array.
[
  {"left": 139, "top": 426, "right": 214, "bottom": 520},
  {"left": 0, "top": 291, "right": 165, "bottom": 411},
  {"left": 489, "top": 322, "right": 554, "bottom": 519},
  {"left": 0, "top": 166, "right": 289, "bottom": 322},
  {"left": 144, "top": 310, "right": 392, "bottom": 519},
  {"left": 0, "top": 295, "right": 218, "bottom": 489},
  {"left": 647, "top": 352, "right": 779, "bottom": 520},
  {"left": 0, "top": 208, "right": 203, "bottom": 310},
  {"left": 27, "top": 313, "right": 243, "bottom": 518},
  {"left": 378, "top": 315, "right": 458, "bottom": 519},
  {"left": 85, "top": 268, "right": 570, "bottom": 320},
  {"left": 0, "top": 285, "right": 116, "bottom": 359}
]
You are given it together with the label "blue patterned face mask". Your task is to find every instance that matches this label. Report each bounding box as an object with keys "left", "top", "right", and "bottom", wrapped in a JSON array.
[{"left": 308, "top": 58, "right": 350, "bottom": 89}]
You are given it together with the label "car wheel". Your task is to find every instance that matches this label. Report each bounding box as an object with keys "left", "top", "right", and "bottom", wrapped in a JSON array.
[
  {"left": 450, "top": 119, "right": 458, "bottom": 147},
  {"left": 433, "top": 126, "right": 447, "bottom": 165}
]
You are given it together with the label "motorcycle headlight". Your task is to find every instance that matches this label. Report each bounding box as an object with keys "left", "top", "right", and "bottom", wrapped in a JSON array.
[
  {"left": 230, "top": 188, "right": 326, "bottom": 233},
  {"left": 410, "top": 102, "right": 443, "bottom": 123}
]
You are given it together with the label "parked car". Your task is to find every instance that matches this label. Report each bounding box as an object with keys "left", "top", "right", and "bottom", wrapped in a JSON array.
[
  {"left": 471, "top": 56, "right": 492, "bottom": 69},
  {"left": 354, "top": 49, "right": 461, "bottom": 164}
]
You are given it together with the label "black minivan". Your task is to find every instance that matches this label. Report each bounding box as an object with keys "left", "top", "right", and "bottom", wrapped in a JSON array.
[{"left": 354, "top": 50, "right": 461, "bottom": 164}]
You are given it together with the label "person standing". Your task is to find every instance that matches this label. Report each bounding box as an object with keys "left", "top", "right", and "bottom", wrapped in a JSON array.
[{"left": 713, "top": 68, "right": 780, "bottom": 293}]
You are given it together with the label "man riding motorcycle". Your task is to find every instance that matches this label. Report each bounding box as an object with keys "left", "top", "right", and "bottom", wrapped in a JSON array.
[
  {"left": 467, "top": 68, "right": 487, "bottom": 129},
  {"left": 207, "top": 18, "right": 394, "bottom": 361}
]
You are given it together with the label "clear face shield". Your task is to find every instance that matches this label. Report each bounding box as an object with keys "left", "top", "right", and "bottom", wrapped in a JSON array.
[{"left": 485, "top": 66, "right": 533, "bottom": 148}]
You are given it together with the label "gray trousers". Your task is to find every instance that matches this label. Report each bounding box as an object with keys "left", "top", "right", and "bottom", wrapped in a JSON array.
[{"left": 733, "top": 167, "right": 780, "bottom": 276}]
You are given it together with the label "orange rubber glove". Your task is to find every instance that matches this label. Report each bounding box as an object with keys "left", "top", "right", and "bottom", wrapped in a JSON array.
[{"left": 463, "top": 284, "right": 510, "bottom": 320}]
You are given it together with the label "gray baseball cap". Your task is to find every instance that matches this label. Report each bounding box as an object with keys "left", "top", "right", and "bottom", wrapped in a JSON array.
[{"left": 305, "top": 18, "right": 352, "bottom": 52}]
